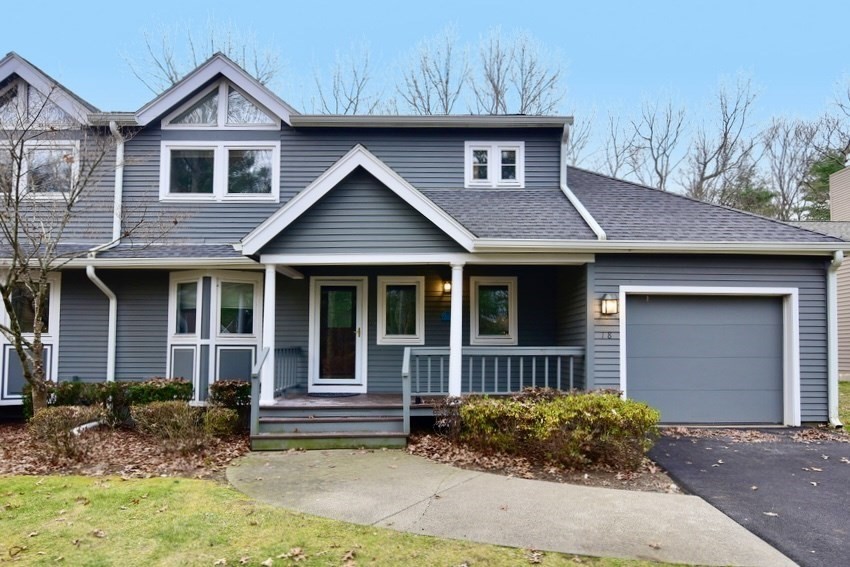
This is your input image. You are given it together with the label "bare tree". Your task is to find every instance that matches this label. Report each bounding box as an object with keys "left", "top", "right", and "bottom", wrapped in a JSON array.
[
  {"left": 312, "top": 44, "right": 381, "bottom": 115},
  {"left": 630, "top": 98, "right": 687, "bottom": 191},
  {"left": 397, "top": 26, "right": 468, "bottom": 115},
  {"left": 563, "top": 113, "right": 593, "bottom": 166},
  {"left": 0, "top": 83, "right": 116, "bottom": 412},
  {"left": 470, "top": 29, "right": 564, "bottom": 115},
  {"left": 682, "top": 78, "right": 757, "bottom": 202},
  {"left": 125, "top": 20, "right": 281, "bottom": 93},
  {"left": 511, "top": 32, "right": 563, "bottom": 116},
  {"left": 598, "top": 112, "right": 639, "bottom": 178},
  {"left": 761, "top": 117, "right": 818, "bottom": 220}
]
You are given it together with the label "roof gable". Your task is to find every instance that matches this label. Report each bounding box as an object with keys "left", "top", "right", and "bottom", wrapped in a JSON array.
[
  {"left": 241, "top": 145, "right": 477, "bottom": 255},
  {"left": 135, "top": 53, "right": 297, "bottom": 126},
  {"left": 0, "top": 52, "right": 97, "bottom": 125}
]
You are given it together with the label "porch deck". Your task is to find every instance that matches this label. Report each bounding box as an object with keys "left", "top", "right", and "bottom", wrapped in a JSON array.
[{"left": 263, "top": 392, "right": 441, "bottom": 414}]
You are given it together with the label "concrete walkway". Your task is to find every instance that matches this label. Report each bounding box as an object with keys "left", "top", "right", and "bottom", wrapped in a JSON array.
[{"left": 227, "top": 449, "right": 794, "bottom": 567}]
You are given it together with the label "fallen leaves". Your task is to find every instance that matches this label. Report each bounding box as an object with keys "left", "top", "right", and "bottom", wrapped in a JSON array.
[{"left": 525, "top": 548, "right": 544, "bottom": 563}]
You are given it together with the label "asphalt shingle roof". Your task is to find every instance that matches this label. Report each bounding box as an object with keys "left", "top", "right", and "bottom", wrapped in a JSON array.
[
  {"left": 566, "top": 167, "right": 841, "bottom": 243},
  {"left": 97, "top": 243, "right": 242, "bottom": 259},
  {"left": 421, "top": 188, "right": 597, "bottom": 240}
]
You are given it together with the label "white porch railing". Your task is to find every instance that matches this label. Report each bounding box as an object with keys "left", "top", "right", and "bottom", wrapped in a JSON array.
[
  {"left": 273, "top": 347, "right": 304, "bottom": 396},
  {"left": 402, "top": 346, "right": 585, "bottom": 397}
]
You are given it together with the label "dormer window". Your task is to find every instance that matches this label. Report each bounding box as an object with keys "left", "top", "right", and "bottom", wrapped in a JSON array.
[
  {"left": 0, "top": 79, "right": 75, "bottom": 129},
  {"left": 464, "top": 141, "right": 524, "bottom": 188},
  {"left": 162, "top": 81, "right": 279, "bottom": 130}
]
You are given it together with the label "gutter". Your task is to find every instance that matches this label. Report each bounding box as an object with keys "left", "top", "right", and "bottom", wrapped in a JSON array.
[
  {"left": 827, "top": 250, "right": 844, "bottom": 427},
  {"left": 108, "top": 121, "right": 124, "bottom": 244},
  {"left": 85, "top": 264, "right": 116, "bottom": 382},
  {"left": 559, "top": 124, "right": 606, "bottom": 241}
]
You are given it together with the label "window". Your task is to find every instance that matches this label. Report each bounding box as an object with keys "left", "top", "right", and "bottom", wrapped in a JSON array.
[
  {"left": 219, "top": 281, "right": 255, "bottom": 335},
  {"left": 163, "top": 81, "right": 278, "bottom": 130},
  {"left": 10, "top": 284, "right": 50, "bottom": 334},
  {"left": 0, "top": 80, "right": 74, "bottom": 129},
  {"left": 0, "top": 141, "right": 78, "bottom": 198},
  {"left": 175, "top": 282, "right": 197, "bottom": 334},
  {"left": 470, "top": 277, "right": 517, "bottom": 345},
  {"left": 160, "top": 141, "right": 279, "bottom": 201},
  {"left": 377, "top": 276, "right": 425, "bottom": 345},
  {"left": 464, "top": 142, "right": 524, "bottom": 188}
]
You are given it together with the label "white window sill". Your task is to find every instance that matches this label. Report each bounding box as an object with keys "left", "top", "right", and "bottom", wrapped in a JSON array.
[
  {"left": 377, "top": 336, "right": 425, "bottom": 346},
  {"left": 470, "top": 336, "right": 518, "bottom": 346}
]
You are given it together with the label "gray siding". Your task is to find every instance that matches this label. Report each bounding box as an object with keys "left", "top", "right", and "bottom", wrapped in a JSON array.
[
  {"left": 274, "top": 265, "right": 584, "bottom": 393},
  {"left": 591, "top": 255, "right": 829, "bottom": 422},
  {"left": 122, "top": 125, "right": 561, "bottom": 243},
  {"left": 556, "top": 265, "right": 587, "bottom": 388},
  {"left": 262, "top": 167, "right": 465, "bottom": 254},
  {"left": 58, "top": 270, "right": 109, "bottom": 381}
]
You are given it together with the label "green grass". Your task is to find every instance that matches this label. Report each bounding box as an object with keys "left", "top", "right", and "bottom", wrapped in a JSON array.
[
  {"left": 0, "top": 476, "right": 677, "bottom": 567},
  {"left": 840, "top": 381, "right": 850, "bottom": 431}
]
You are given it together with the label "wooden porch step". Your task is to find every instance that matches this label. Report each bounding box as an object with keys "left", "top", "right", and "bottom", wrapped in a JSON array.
[
  {"left": 258, "top": 415, "right": 405, "bottom": 434},
  {"left": 251, "top": 431, "right": 408, "bottom": 451}
]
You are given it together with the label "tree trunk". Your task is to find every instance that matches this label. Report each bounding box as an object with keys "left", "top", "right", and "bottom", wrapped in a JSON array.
[{"left": 30, "top": 380, "right": 49, "bottom": 416}]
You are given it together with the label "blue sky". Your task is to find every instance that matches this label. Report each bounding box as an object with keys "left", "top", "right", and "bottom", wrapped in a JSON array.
[{"left": 2, "top": 0, "right": 847, "bottom": 125}]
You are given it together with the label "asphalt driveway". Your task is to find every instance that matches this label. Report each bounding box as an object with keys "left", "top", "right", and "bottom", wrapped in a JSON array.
[{"left": 649, "top": 429, "right": 850, "bottom": 567}]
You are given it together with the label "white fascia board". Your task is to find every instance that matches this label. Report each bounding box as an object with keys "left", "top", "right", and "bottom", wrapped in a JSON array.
[
  {"left": 135, "top": 55, "right": 296, "bottom": 126},
  {"left": 290, "top": 115, "right": 573, "bottom": 128},
  {"left": 0, "top": 55, "right": 93, "bottom": 124},
  {"left": 473, "top": 238, "right": 850, "bottom": 255},
  {"left": 258, "top": 252, "right": 595, "bottom": 266},
  {"left": 241, "top": 144, "right": 477, "bottom": 255}
]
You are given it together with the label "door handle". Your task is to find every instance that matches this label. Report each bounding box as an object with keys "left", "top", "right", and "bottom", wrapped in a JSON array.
[{"left": 356, "top": 328, "right": 361, "bottom": 337}]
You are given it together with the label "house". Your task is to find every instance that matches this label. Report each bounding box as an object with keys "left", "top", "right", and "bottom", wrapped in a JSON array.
[
  {"left": 0, "top": 52, "right": 846, "bottom": 449},
  {"left": 794, "top": 161, "right": 850, "bottom": 381}
]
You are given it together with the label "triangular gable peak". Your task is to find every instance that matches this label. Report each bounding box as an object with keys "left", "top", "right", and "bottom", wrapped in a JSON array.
[
  {"left": 241, "top": 145, "right": 477, "bottom": 255},
  {"left": 0, "top": 52, "right": 96, "bottom": 127},
  {"left": 135, "top": 53, "right": 297, "bottom": 127}
]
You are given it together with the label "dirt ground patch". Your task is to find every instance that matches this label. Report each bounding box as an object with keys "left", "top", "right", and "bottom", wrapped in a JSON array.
[
  {"left": 0, "top": 423, "right": 249, "bottom": 479},
  {"left": 406, "top": 432, "right": 679, "bottom": 493}
]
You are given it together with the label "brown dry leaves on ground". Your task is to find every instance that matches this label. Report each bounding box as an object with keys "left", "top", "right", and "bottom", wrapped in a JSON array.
[
  {"left": 665, "top": 425, "right": 850, "bottom": 444},
  {"left": 0, "top": 423, "right": 249, "bottom": 479},
  {"left": 406, "top": 433, "right": 679, "bottom": 493}
]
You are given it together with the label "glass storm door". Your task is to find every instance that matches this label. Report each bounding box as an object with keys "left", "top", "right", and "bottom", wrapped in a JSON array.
[{"left": 310, "top": 279, "right": 366, "bottom": 391}]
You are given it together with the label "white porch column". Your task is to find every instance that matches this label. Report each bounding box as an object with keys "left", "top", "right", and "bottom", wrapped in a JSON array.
[
  {"left": 448, "top": 263, "right": 464, "bottom": 397},
  {"left": 261, "top": 264, "right": 276, "bottom": 404}
]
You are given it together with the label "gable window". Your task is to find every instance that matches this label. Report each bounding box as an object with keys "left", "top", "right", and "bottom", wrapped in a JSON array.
[
  {"left": 160, "top": 141, "right": 279, "bottom": 202},
  {"left": 0, "top": 80, "right": 75, "bottom": 129},
  {"left": 377, "top": 276, "right": 425, "bottom": 345},
  {"left": 470, "top": 276, "right": 517, "bottom": 345},
  {"left": 163, "top": 81, "right": 278, "bottom": 130},
  {"left": 464, "top": 142, "right": 524, "bottom": 188}
]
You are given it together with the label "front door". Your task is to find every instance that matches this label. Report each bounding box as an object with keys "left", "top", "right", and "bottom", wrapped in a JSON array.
[{"left": 309, "top": 278, "right": 367, "bottom": 393}]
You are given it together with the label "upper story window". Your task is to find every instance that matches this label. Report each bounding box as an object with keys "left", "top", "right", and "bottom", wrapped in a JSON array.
[
  {"left": 464, "top": 141, "right": 525, "bottom": 188},
  {"left": 159, "top": 140, "right": 280, "bottom": 202},
  {"left": 162, "top": 81, "right": 279, "bottom": 130},
  {"left": 0, "top": 140, "right": 79, "bottom": 199}
]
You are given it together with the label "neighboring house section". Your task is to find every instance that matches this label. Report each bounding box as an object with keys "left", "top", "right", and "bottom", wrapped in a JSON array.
[{"left": 1, "top": 52, "right": 847, "bottom": 448}]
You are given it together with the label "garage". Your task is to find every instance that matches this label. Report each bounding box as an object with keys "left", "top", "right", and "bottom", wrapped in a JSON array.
[{"left": 625, "top": 294, "right": 785, "bottom": 424}]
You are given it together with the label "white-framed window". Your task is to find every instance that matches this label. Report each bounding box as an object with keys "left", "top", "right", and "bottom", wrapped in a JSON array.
[
  {"left": 464, "top": 141, "right": 524, "bottom": 188},
  {"left": 376, "top": 276, "right": 425, "bottom": 345},
  {"left": 0, "top": 140, "right": 79, "bottom": 199},
  {"left": 161, "top": 80, "right": 279, "bottom": 130},
  {"left": 159, "top": 140, "right": 280, "bottom": 202},
  {"left": 0, "top": 79, "right": 76, "bottom": 130},
  {"left": 470, "top": 276, "right": 517, "bottom": 345}
]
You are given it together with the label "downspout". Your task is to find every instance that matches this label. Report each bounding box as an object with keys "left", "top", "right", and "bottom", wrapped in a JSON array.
[
  {"left": 81, "top": 121, "right": 125, "bottom": 382},
  {"left": 560, "top": 124, "right": 606, "bottom": 240},
  {"left": 827, "top": 250, "right": 844, "bottom": 427}
]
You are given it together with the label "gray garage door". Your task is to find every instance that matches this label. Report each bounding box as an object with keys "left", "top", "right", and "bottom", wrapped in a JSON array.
[{"left": 626, "top": 295, "right": 784, "bottom": 424}]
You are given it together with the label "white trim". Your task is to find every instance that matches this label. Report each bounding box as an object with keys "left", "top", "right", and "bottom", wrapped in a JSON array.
[
  {"left": 0, "top": 53, "right": 93, "bottom": 124},
  {"left": 376, "top": 276, "right": 425, "bottom": 345},
  {"left": 161, "top": 80, "right": 280, "bottom": 131},
  {"left": 469, "top": 276, "right": 518, "bottom": 346},
  {"left": 63, "top": 257, "right": 259, "bottom": 269},
  {"left": 13, "top": 139, "right": 81, "bottom": 200},
  {"left": 261, "top": 264, "right": 276, "bottom": 403},
  {"left": 448, "top": 263, "right": 464, "bottom": 396},
  {"left": 473, "top": 239, "right": 850, "bottom": 255},
  {"left": 159, "top": 140, "right": 280, "bottom": 203},
  {"left": 617, "top": 285, "right": 801, "bottom": 426},
  {"left": 241, "top": 144, "right": 477, "bottom": 254},
  {"left": 136, "top": 54, "right": 295, "bottom": 126},
  {"left": 827, "top": 251, "right": 843, "bottom": 426},
  {"left": 308, "top": 277, "right": 368, "bottom": 394},
  {"left": 464, "top": 141, "right": 525, "bottom": 189},
  {"left": 290, "top": 114, "right": 572, "bottom": 128},
  {"left": 560, "top": 125, "right": 606, "bottom": 240},
  {"left": 258, "top": 252, "right": 596, "bottom": 266}
]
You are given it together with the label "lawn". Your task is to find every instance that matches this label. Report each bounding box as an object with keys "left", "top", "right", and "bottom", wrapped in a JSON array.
[
  {"left": 840, "top": 381, "right": 850, "bottom": 430},
  {"left": 0, "top": 476, "right": 676, "bottom": 567}
]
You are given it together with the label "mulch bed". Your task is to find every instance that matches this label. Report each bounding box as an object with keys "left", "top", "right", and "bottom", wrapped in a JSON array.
[
  {"left": 0, "top": 423, "right": 249, "bottom": 479},
  {"left": 406, "top": 433, "right": 680, "bottom": 493},
  {"left": 664, "top": 425, "right": 850, "bottom": 444}
]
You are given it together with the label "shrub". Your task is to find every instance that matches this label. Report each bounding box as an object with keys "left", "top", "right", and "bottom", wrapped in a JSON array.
[
  {"left": 208, "top": 380, "right": 251, "bottom": 408},
  {"left": 28, "top": 405, "right": 103, "bottom": 461},
  {"left": 125, "top": 378, "right": 193, "bottom": 405},
  {"left": 204, "top": 406, "right": 239, "bottom": 437},
  {"left": 131, "top": 401, "right": 206, "bottom": 454},
  {"left": 457, "top": 390, "right": 660, "bottom": 470}
]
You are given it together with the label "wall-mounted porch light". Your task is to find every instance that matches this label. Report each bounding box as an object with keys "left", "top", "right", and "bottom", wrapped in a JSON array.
[
  {"left": 443, "top": 280, "right": 452, "bottom": 293},
  {"left": 600, "top": 293, "right": 619, "bottom": 315}
]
